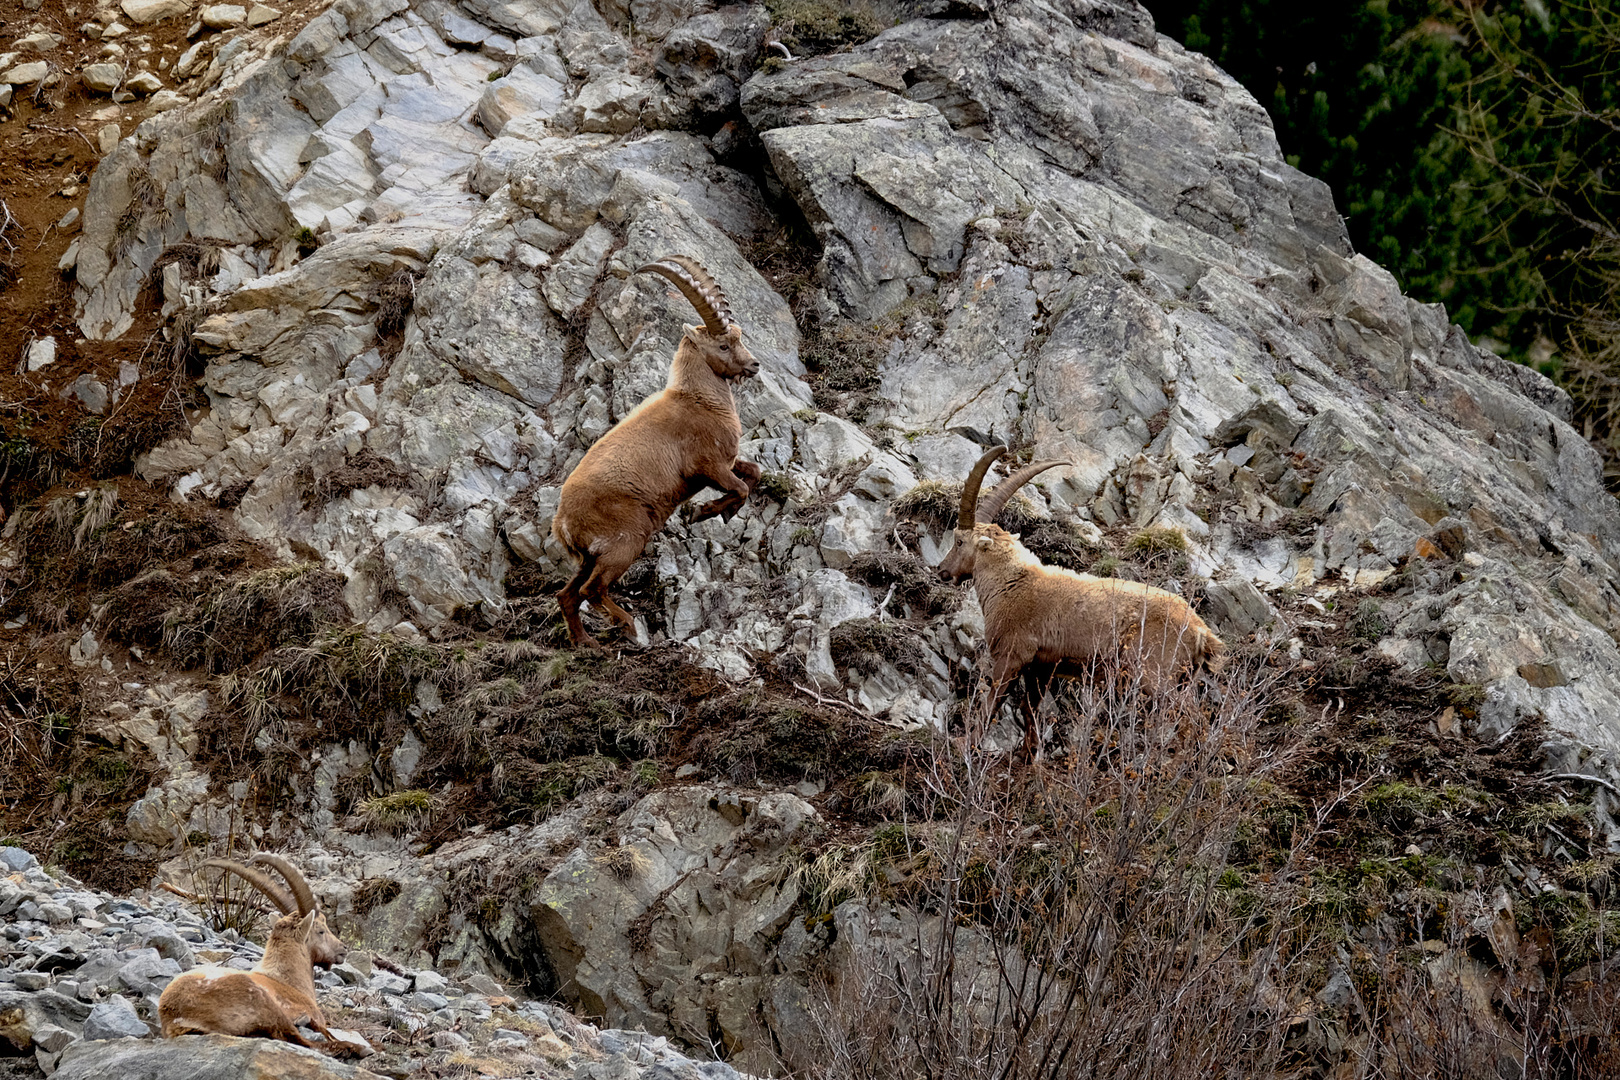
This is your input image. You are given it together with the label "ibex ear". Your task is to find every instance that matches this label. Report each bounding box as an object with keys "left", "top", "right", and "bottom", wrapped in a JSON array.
[
  {"left": 295, "top": 910, "right": 317, "bottom": 942},
  {"left": 976, "top": 536, "right": 993, "bottom": 551},
  {"left": 682, "top": 323, "right": 704, "bottom": 344}
]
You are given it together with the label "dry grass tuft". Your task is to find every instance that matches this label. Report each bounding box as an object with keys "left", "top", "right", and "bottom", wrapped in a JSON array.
[
  {"left": 359, "top": 789, "right": 440, "bottom": 834},
  {"left": 594, "top": 845, "right": 651, "bottom": 882}
]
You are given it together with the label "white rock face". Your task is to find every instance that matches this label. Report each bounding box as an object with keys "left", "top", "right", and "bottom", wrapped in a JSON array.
[
  {"left": 25, "top": 337, "right": 56, "bottom": 371},
  {"left": 476, "top": 66, "right": 566, "bottom": 136}
]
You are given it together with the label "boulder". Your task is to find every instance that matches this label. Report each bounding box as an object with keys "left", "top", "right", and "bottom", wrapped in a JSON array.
[
  {"left": 1, "top": 60, "right": 49, "bottom": 84},
  {"left": 81, "top": 63, "right": 123, "bottom": 92},
  {"left": 475, "top": 66, "right": 565, "bottom": 136},
  {"left": 119, "top": 0, "right": 189, "bottom": 23},
  {"left": 199, "top": 4, "right": 245, "bottom": 28},
  {"left": 55, "top": 1035, "right": 389, "bottom": 1079},
  {"left": 81, "top": 996, "right": 149, "bottom": 1041},
  {"left": 123, "top": 70, "right": 162, "bottom": 93},
  {"left": 0, "top": 990, "right": 92, "bottom": 1052}
]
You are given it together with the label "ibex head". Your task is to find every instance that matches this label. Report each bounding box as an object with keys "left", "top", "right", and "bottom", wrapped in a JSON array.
[
  {"left": 937, "top": 446, "right": 1070, "bottom": 583},
  {"left": 637, "top": 255, "right": 758, "bottom": 381},
  {"left": 206, "top": 853, "right": 347, "bottom": 968}
]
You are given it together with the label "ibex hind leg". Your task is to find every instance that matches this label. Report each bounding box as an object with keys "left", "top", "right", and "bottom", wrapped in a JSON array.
[
  {"left": 558, "top": 554, "right": 600, "bottom": 648},
  {"left": 580, "top": 540, "right": 642, "bottom": 637}
]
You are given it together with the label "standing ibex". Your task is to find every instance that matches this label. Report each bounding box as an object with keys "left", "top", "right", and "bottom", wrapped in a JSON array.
[
  {"left": 552, "top": 255, "right": 762, "bottom": 647},
  {"left": 159, "top": 854, "right": 354, "bottom": 1049},
  {"left": 937, "top": 447, "right": 1225, "bottom": 756}
]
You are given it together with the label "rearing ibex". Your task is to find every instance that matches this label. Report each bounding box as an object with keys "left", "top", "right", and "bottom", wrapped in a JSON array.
[
  {"left": 552, "top": 255, "right": 762, "bottom": 647},
  {"left": 158, "top": 854, "right": 355, "bottom": 1049},
  {"left": 937, "top": 447, "right": 1225, "bottom": 756}
]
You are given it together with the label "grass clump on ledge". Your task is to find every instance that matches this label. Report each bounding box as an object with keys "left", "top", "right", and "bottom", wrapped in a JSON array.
[
  {"left": 892, "top": 480, "right": 959, "bottom": 533},
  {"left": 359, "top": 789, "right": 440, "bottom": 834},
  {"left": 1124, "top": 524, "right": 1189, "bottom": 558},
  {"left": 763, "top": 0, "right": 883, "bottom": 59}
]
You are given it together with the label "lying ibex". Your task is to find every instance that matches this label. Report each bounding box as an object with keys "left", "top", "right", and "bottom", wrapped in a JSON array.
[
  {"left": 552, "top": 255, "right": 762, "bottom": 647},
  {"left": 159, "top": 854, "right": 352, "bottom": 1049},
  {"left": 938, "top": 447, "right": 1225, "bottom": 756}
]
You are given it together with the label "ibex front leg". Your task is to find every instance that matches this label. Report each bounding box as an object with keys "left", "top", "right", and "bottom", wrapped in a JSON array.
[{"left": 683, "top": 458, "right": 761, "bottom": 524}]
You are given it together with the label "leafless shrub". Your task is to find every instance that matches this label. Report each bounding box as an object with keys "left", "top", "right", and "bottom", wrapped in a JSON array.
[
  {"left": 373, "top": 266, "right": 420, "bottom": 343},
  {"left": 801, "top": 662, "right": 1314, "bottom": 1080},
  {"left": 0, "top": 646, "right": 57, "bottom": 774},
  {"left": 798, "top": 659, "right": 1616, "bottom": 1079},
  {"left": 164, "top": 799, "right": 270, "bottom": 940},
  {"left": 151, "top": 241, "right": 223, "bottom": 285},
  {"left": 115, "top": 160, "right": 166, "bottom": 256},
  {"left": 0, "top": 198, "right": 20, "bottom": 289},
  {"left": 1556, "top": 239, "right": 1620, "bottom": 487}
]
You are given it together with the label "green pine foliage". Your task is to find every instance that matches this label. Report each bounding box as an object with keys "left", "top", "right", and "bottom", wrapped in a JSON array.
[{"left": 1149, "top": 1, "right": 1616, "bottom": 354}]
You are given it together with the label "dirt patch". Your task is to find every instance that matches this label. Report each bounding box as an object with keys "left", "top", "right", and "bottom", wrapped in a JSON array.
[{"left": 0, "top": 0, "right": 328, "bottom": 519}]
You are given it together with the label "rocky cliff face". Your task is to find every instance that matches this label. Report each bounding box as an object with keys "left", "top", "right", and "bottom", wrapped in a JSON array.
[
  {"left": 66, "top": 0, "right": 1620, "bottom": 776},
  {"left": 6, "top": 0, "right": 1619, "bottom": 1070}
]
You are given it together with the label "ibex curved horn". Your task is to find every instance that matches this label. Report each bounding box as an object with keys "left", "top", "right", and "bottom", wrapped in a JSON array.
[
  {"left": 977, "top": 460, "right": 1071, "bottom": 524},
  {"left": 636, "top": 255, "right": 732, "bottom": 337},
  {"left": 959, "top": 446, "right": 1008, "bottom": 529},
  {"left": 251, "top": 852, "right": 317, "bottom": 916},
  {"left": 203, "top": 859, "right": 295, "bottom": 916}
]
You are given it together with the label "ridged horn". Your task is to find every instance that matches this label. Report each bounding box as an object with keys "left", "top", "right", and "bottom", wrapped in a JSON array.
[
  {"left": 977, "top": 460, "right": 1072, "bottom": 524},
  {"left": 251, "top": 852, "right": 317, "bottom": 915},
  {"left": 203, "top": 859, "right": 296, "bottom": 916},
  {"left": 636, "top": 255, "right": 732, "bottom": 337},
  {"left": 959, "top": 446, "right": 1008, "bottom": 529}
]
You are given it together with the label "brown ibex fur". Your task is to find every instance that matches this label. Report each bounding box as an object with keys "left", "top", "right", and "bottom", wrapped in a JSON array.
[
  {"left": 552, "top": 255, "right": 762, "bottom": 647},
  {"left": 159, "top": 854, "right": 355, "bottom": 1050},
  {"left": 938, "top": 447, "right": 1225, "bottom": 757}
]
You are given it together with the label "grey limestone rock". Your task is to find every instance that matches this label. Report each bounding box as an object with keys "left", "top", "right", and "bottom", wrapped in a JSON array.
[
  {"left": 81, "top": 63, "right": 123, "bottom": 92},
  {"left": 0, "top": 990, "right": 92, "bottom": 1051},
  {"left": 81, "top": 995, "right": 149, "bottom": 1040},
  {"left": 55, "top": 1035, "right": 386, "bottom": 1079}
]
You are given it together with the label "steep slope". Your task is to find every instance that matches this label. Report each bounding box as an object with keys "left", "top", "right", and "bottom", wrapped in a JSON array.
[{"left": 2, "top": 0, "right": 1617, "bottom": 1074}]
